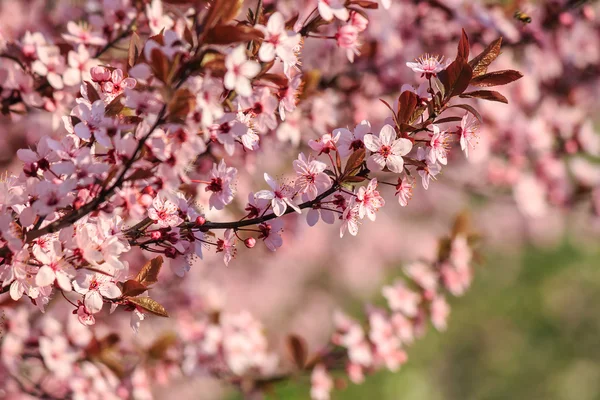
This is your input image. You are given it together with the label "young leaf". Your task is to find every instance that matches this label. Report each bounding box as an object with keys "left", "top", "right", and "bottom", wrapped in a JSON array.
[
  {"left": 343, "top": 147, "right": 366, "bottom": 176},
  {"left": 438, "top": 58, "right": 473, "bottom": 99},
  {"left": 285, "top": 334, "right": 308, "bottom": 369},
  {"left": 205, "top": 24, "right": 264, "bottom": 45},
  {"left": 350, "top": 0, "right": 379, "bottom": 8},
  {"left": 470, "top": 70, "right": 523, "bottom": 87},
  {"left": 135, "top": 256, "right": 163, "bottom": 286},
  {"left": 105, "top": 93, "right": 125, "bottom": 116},
  {"left": 127, "top": 32, "right": 143, "bottom": 69},
  {"left": 459, "top": 90, "right": 508, "bottom": 103},
  {"left": 397, "top": 90, "right": 418, "bottom": 125},
  {"left": 127, "top": 297, "right": 169, "bottom": 317},
  {"left": 84, "top": 81, "right": 101, "bottom": 103},
  {"left": 150, "top": 48, "right": 170, "bottom": 83},
  {"left": 469, "top": 37, "right": 502, "bottom": 77},
  {"left": 121, "top": 280, "right": 148, "bottom": 297},
  {"left": 457, "top": 28, "right": 469, "bottom": 60}
]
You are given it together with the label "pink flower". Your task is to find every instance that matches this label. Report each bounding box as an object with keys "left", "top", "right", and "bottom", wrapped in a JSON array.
[
  {"left": 430, "top": 296, "right": 450, "bottom": 331},
  {"left": 206, "top": 160, "right": 237, "bottom": 210},
  {"left": 146, "top": 0, "right": 174, "bottom": 34},
  {"left": 382, "top": 280, "right": 421, "bottom": 317},
  {"left": 71, "top": 100, "right": 114, "bottom": 145},
  {"left": 317, "top": 0, "right": 349, "bottom": 22},
  {"left": 350, "top": 11, "right": 369, "bottom": 31},
  {"left": 336, "top": 24, "right": 360, "bottom": 62},
  {"left": 406, "top": 53, "right": 450, "bottom": 77},
  {"left": 458, "top": 113, "right": 479, "bottom": 158},
  {"left": 309, "top": 131, "right": 341, "bottom": 155},
  {"left": 340, "top": 200, "right": 360, "bottom": 238},
  {"left": 257, "top": 12, "right": 301, "bottom": 64},
  {"left": 62, "top": 21, "right": 107, "bottom": 46},
  {"left": 63, "top": 45, "right": 99, "bottom": 87},
  {"left": 72, "top": 271, "right": 121, "bottom": 314},
  {"left": 33, "top": 240, "right": 75, "bottom": 291},
  {"left": 336, "top": 120, "right": 370, "bottom": 157},
  {"left": 216, "top": 229, "right": 237, "bottom": 266},
  {"left": 258, "top": 218, "right": 284, "bottom": 251},
  {"left": 428, "top": 124, "right": 450, "bottom": 165},
  {"left": 310, "top": 364, "right": 333, "bottom": 400},
  {"left": 395, "top": 176, "right": 413, "bottom": 207},
  {"left": 75, "top": 301, "right": 96, "bottom": 326},
  {"left": 416, "top": 147, "right": 441, "bottom": 190},
  {"left": 293, "top": 153, "right": 331, "bottom": 201},
  {"left": 224, "top": 45, "right": 261, "bottom": 97},
  {"left": 356, "top": 178, "right": 385, "bottom": 221},
  {"left": 364, "top": 125, "right": 412, "bottom": 173},
  {"left": 101, "top": 68, "right": 136, "bottom": 101},
  {"left": 255, "top": 173, "right": 301, "bottom": 217},
  {"left": 148, "top": 195, "right": 183, "bottom": 228}
]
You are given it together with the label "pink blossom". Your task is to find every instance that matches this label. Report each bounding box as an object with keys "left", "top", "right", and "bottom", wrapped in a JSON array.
[
  {"left": 336, "top": 120, "right": 370, "bottom": 157},
  {"left": 258, "top": 12, "right": 301, "bottom": 64},
  {"left": 216, "top": 229, "right": 237, "bottom": 266},
  {"left": 224, "top": 45, "right": 261, "bottom": 97},
  {"left": 148, "top": 195, "right": 183, "bottom": 228},
  {"left": 459, "top": 112, "right": 479, "bottom": 158},
  {"left": 428, "top": 124, "right": 450, "bottom": 165},
  {"left": 310, "top": 364, "right": 333, "bottom": 400},
  {"left": 293, "top": 153, "right": 331, "bottom": 201},
  {"left": 406, "top": 53, "right": 451, "bottom": 77},
  {"left": 258, "top": 218, "right": 284, "bottom": 251},
  {"left": 416, "top": 147, "right": 442, "bottom": 190},
  {"left": 395, "top": 176, "right": 413, "bottom": 206},
  {"left": 72, "top": 271, "right": 121, "bottom": 314},
  {"left": 364, "top": 124, "right": 412, "bottom": 173},
  {"left": 340, "top": 200, "right": 360, "bottom": 238},
  {"left": 206, "top": 160, "right": 237, "bottom": 210},
  {"left": 33, "top": 240, "right": 75, "bottom": 291},
  {"left": 356, "top": 178, "right": 385, "bottom": 221},
  {"left": 255, "top": 173, "right": 301, "bottom": 217},
  {"left": 382, "top": 280, "right": 421, "bottom": 317},
  {"left": 336, "top": 24, "right": 360, "bottom": 62},
  {"left": 62, "top": 21, "right": 107, "bottom": 46},
  {"left": 317, "top": 0, "right": 349, "bottom": 22},
  {"left": 146, "top": 0, "right": 173, "bottom": 34},
  {"left": 430, "top": 296, "right": 450, "bottom": 331},
  {"left": 350, "top": 11, "right": 369, "bottom": 31},
  {"left": 309, "top": 131, "right": 341, "bottom": 155}
]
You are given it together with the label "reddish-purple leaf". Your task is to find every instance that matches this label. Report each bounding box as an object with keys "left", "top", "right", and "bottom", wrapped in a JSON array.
[
  {"left": 285, "top": 334, "right": 308, "bottom": 369},
  {"left": 438, "top": 58, "right": 473, "bottom": 99},
  {"left": 459, "top": 90, "right": 508, "bottom": 103},
  {"left": 205, "top": 24, "right": 264, "bottom": 45},
  {"left": 121, "top": 280, "right": 148, "bottom": 297},
  {"left": 135, "top": 256, "right": 163, "bottom": 286},
  {"left": 84, "top": 81, "right": 100, "bottom": 103},
  {"left": 457, "top": 28, "right": 469, "bottom": 60},
  {"left": 469, "top": 37, "right": 502, "bottom": 77},
  {"left": 397, "top": 90, "right": 418, "bottom": 125},
  {"left": 343, "top": 147, "right": 366, "bottom": 176},
  {"left": 470, "top": 70, "right": 523, "bottom": 87},
  {"left": 127, "top": 32, "right": 143, "bottom": 68}
]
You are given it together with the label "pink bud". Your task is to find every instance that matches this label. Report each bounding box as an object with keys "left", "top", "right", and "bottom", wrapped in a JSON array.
[
  {"left": 244, "top": 237, "right": 256, "bottom": 248},
  {"left": 165, "top": 247, "right": 177, "bottom": 258},
  {"left": 195, "top": 216, "right": 206, "bottom": 226},
  {"left": 350, "top": 11, "right": 368, "bottom": 32},
  {"left": 150, "top": 231, "right": 162, "bottom": 240},
  {"left": 90, "top": 66, "right": 111, "bottom": 82},
  {"left": 335, "top": 25, "right": 359, "bottom": 50}
]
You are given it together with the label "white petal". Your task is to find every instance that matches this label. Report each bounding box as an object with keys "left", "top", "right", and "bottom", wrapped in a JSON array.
[{"left": 35, "top": 266, "right": 55, "bottom": 287}]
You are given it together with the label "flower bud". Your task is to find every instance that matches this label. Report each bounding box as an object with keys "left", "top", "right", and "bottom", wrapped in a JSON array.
[
  {"left": 164, "top": 247, "right": 178, "bottom": 258},
  {"left": 336, "top": 25, "right": 359, "bottom": 50},
  {"left": 150, "top": 231, "right": 162, "bottom": 240},
  {"left": 195, "top": 216, "right": 206, "bottom": 226},
  {"left": 90, "top": 66, "right": 111, "bottom": 82},
  {"left": 350, "top": 11, "right": 368, "bottom": 32},
  {"left": 244, "top": 237, "right": 256, "bottom": 248}
]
